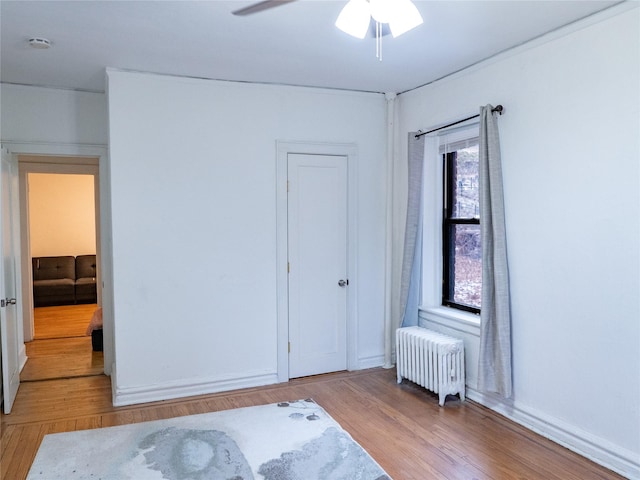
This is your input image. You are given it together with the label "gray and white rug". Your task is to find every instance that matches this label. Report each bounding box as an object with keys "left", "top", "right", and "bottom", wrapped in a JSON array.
[{"left": 28, "top": 398, "right": 391, "bottom": 479}]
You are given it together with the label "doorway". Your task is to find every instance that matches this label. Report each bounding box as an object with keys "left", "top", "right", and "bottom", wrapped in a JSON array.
[
  {"left": 276, "top": 142, "right": 359, "bottom": 382},
  {"left": 18, "top": 156, "right": 103, "bottom": 382}
]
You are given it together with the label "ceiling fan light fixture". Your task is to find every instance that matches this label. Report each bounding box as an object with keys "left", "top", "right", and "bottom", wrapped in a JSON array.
[
  {"left": 335, "top": 0, "right": 371, "bottom": 39},
  {"left": 388, "top": 0, "right": 423, "bottom": 37},
  {"left": 368, "top": 0, "right": 393, "bottom": 24}
]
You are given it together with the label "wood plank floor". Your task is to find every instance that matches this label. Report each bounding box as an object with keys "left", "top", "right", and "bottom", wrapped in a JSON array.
[
  {"left": 22, "top": 304, "right": 104, "bottom": 382},
  {"left": 21, "top": 337, "right": 103, "bottom": 382},
  {"left": 33, "top": 303, "right": 98, "bottom": 339},
  {"left": 1, "top": 368, "right": 624, "bottom": 480}
]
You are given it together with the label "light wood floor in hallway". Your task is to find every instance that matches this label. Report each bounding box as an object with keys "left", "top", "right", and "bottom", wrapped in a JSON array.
[
  {"left": 1, "top": 366, "right": 625, "bottom": 479},
  {"left": 21, "top": 304, "right": 104, "bottom": 382}
]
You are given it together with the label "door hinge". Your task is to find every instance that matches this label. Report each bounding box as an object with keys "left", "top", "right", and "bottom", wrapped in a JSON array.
[
  {"left": 288, "top": 342, "right": 291, "bottom": 353},
  {"left": 2, "top": 298, "right": 17, "bottom": 307},
  {"left": 287, "top": 262, "right": 290, "bottom": 273},
  {"left": 287, "top": 180, "right": 290, "bottom": 192}
]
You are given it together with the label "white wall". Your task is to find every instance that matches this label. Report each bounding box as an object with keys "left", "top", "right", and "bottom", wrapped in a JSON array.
[
  {"left": 0, "top": 84, "right": 107, "bottom": 145},
  {"left": 107, "top": 71, "right": 387, "bottom": 405},
  {"left": 28, "top": 173, "right": 96, "bottom": 257},
  {"left": 397, "top": 7, "right": 639, "bottom": 477}
]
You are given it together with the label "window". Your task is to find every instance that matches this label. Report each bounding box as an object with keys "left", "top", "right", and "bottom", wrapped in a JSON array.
[
  {"left": 442, "top": 140, "right": 481, "bottom": 314},
  {"left": 420, "top": 123, "right": 482, "bottom": 322}
]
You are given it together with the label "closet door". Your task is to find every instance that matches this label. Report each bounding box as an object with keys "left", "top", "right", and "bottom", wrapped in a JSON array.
[{"left": 287, "top": 153, "right": 348, "bottom": 378}]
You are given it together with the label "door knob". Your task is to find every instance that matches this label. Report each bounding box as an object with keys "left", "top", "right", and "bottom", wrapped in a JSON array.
[{"left": 338, "top": 279, "right": 349, "bottom": 287}]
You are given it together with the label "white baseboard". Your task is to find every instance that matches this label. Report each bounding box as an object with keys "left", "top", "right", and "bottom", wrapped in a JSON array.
[
  {"left": 110, "top": 361, "right": 117, "bottom": 406},
  {"left": 113, "top": 371, "right": 280, "bottom": 407},
  {"left": 355, "top": 354, "right": 385, "bottom": 370},
  {"left": 467, "top": 387, "right": 640, "bottom": 479}
]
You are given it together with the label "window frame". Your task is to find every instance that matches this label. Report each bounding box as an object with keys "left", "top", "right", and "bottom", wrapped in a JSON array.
[
  {"left": 419, "top": 122, "right": 482, "bottom": 328},
  {"left": 442, "top": 150, "right": 481, "bottom": 314}
]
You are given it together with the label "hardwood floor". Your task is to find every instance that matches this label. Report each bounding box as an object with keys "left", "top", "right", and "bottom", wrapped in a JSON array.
[
  {"left": 22, "top": 304, "right": 104, "bottom": 382},
  {"left": 21, "top": 337, "right": 103, "bottom": 382},
  {"left": 33, "top": 303, "right": 98, "bottom": 339},
  {"left": 1, "top": 368, "right": 624, "bottom": 480}
]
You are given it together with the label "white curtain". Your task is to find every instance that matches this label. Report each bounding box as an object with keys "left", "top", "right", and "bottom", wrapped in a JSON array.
[
  {"left": 398, "top": 133, "right": 425, "bottom": 328},
  {"left": 478, "top": 104, "right": 513, "bottom": 398}
]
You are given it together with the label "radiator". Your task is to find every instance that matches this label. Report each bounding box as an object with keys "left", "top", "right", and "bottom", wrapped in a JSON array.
[{"left": 396, "top": 326, "right": 465, "bottom": 406}]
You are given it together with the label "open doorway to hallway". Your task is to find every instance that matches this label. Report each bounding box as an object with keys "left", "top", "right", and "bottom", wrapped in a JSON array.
[{"left": 18, "top": 158, "right": 103, "bottom": 383}]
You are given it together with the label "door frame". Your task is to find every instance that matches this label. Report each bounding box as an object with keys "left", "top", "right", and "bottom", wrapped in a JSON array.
[
  {"left": 276, "top": 141, "right": 359, "bottom": 382},
  {"left": 3, "top": 142, "right": 112, "bottom": 376}
]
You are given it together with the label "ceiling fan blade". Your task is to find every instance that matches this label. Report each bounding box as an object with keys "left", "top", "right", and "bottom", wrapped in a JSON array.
[{"left": 232, "top": 0, "right": 297, "bottom": 16}]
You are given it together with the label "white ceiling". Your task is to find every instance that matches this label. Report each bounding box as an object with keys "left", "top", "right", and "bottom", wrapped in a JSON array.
[{"left": 0, "top": 0, "right": 622, "bottom": 94}]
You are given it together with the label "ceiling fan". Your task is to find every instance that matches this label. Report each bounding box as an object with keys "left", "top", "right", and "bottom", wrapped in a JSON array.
[
  {"left": 231, "top": 0, "right": 296, "bottom": 17},
  {"left": 233, "top": 0, "right": 421, "bottom": 37},
  {"left": 231, "top": 0, "right": 392, "bottom": 37},
  {"left": 231, "top": 0, "right": 421, "bottom": 60}
]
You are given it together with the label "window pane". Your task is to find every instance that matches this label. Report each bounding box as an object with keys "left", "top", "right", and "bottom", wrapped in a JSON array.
[
  {"left": 451, "top": 224, "right": 482, "bottom": 309},
  {"left": 451, "top": 145, "right": 479, "bottom": 219}
]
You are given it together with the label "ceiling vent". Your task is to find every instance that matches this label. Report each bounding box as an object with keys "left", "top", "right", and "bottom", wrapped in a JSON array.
[{"left": 28, "top": 38, "right": 51, "bottom": 49}]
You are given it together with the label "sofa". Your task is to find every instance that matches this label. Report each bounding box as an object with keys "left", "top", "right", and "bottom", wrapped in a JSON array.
[
  {"left": 75, "top": 255, "right": 98, "bottom": 304},
  {"left": 32, "top": 255, "right": 97, "bottom": 307}
]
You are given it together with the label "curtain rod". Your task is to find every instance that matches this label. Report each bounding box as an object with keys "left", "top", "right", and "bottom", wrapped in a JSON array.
[{"left": 415, "top": 105, "right": 504, "bottom": 139}]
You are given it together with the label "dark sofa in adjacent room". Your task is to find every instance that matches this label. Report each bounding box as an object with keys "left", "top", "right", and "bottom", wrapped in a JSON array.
[
  {"left": 32, "top": 255, "right": 97, "bottom": 307},
  {"left": 75, "top": 255, "right": 98, "bottom": 304}
]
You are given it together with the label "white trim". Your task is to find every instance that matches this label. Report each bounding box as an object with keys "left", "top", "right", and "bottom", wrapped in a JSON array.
[
  {"left": 2, "top": 142, "right": 113, "bottom": 377},
  {"left": 356, "top": 354, "right": 386, "bottom": 370},
  {"left": 113, "top": 371, "right": 280, "bottom": 407},
  {"left": 0, "top": 142, "right": 107, "bottom": 154},
  {"left": 419, "top": 307, "right": 480, "bottom": 336},
  {"left": 276, "top": 141, "right": 359, "bottom": 382},
  {"left": 18, "top": 160, "right": 98, "bottom": 171},
  {"left": 110, "top": 361, "right": 117, "bottom": 405},
  {"left": 467, "top": 387, "right": 640, "bottom": 479},
  {"left": 16, "top": 166, "right": 33, "bottom": 342}
]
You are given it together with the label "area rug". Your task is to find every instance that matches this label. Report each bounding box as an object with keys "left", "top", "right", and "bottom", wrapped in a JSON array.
[{"left": 27, "top": 398, "right": 391, "bottom": 479}]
